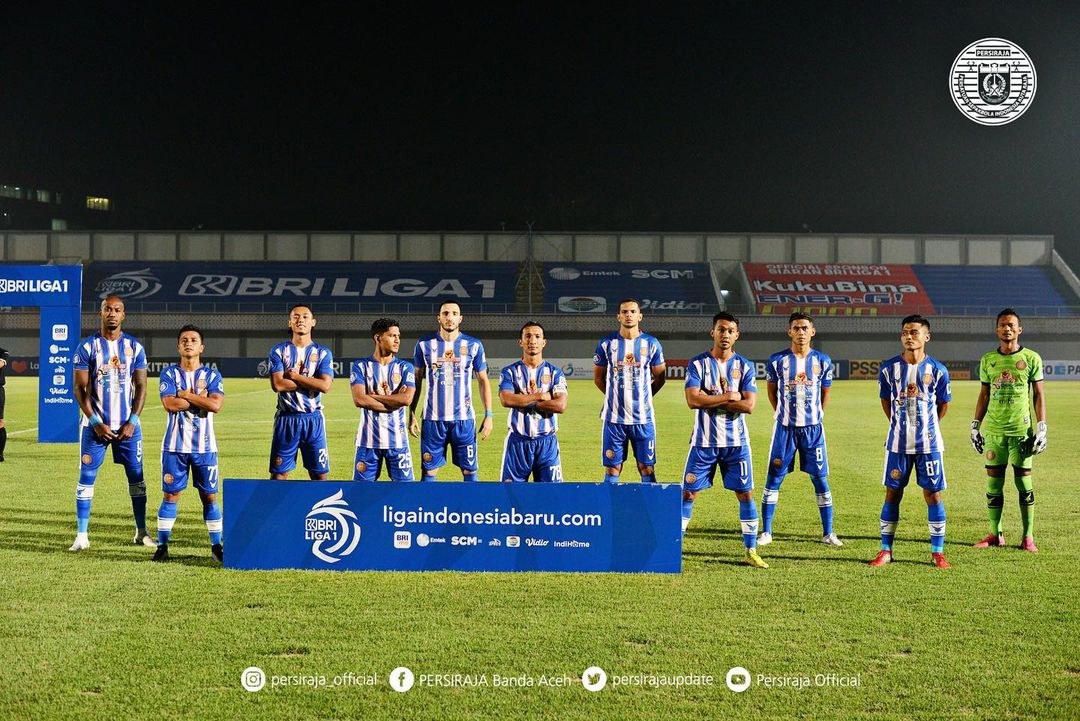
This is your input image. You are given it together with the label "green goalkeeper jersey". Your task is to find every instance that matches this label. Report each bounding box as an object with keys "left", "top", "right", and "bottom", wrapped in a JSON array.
[{"left": 979, "top": 346, "right": 1043, "bottom": 435}]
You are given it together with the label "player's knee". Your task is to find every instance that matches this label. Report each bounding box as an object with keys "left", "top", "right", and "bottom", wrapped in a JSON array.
[
  {"left": 0, "top": 419, "right": 5, "bottom": 428},
  {"left": 638, "top": 463, "right": 654, "bottom": 475},
  {"left": 986, "top": 493, "right": 1004, "bottom": 508},
  {"left": 923, "top": 490, "right": 941, "bottom": 504},
  {"left": 1019, "top": 490, "right": 1035, "bottom": 507},
  {"left": 606, "top": 466, "right": 622, "bottom": 476},
  {"left": 985, "top": 467, "right": 1006, "bottom": 478},
  {"left": 683, "top": 490, "right": 698, "bottom": 502},
  {"left": 735, "top": 490, "right": 754, "bottom": 502},
  {"left": 164, "top": 491, "right": 181, "bottom": 503},
  {"left": 1013, "top": 467, "right": 1031, "bottom": 478}
]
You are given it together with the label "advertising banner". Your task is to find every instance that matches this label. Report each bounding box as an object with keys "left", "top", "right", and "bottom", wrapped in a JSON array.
[
  {"left": 223, "top": 480, "right": 682, "bottom": 573},
  {"left": 542, "top": 263, "right": 717, "bottom": 314},
  {"left": 743, "top": 263, "right": 935, "bottom": 315},
  {"left": 0, "top": 264, "right": 82, "bottom": 442},
  {"left": 84, "top": 262, "right": 519, "bottom": 309},
  {"left": 1042, "top": 361, "right": 1080, "bottom": 381}
]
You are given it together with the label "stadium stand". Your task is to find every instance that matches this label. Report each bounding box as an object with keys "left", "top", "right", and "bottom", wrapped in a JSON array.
[{"left": 912, "top": 265, "right": 1079, "bottom": 317}]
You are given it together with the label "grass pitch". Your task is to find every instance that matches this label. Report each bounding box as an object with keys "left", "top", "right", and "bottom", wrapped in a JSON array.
[{"left": 0, "top": 376, "right": 1077, "bottom": 720}]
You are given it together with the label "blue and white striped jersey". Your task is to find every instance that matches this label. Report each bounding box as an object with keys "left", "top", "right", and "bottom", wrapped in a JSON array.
[
  {"left": 159, "top": 364, "right": 224, "bottom": 453},
  {"left": 593, "top": 332, "right": 665, "bottom": 425},
  {"left": 268, "top": 341, "right": 334, "bottom": 414},
  {"left": 499, "top": 361, "right": 568, "bottom": 438},
  {"left": 413, "top": 333, "right": 487, "bottom": 422},
  {"left": 764, "top": 349, "right": 833, "bottom": 427},
  {"left": 351, "top": 357, "right": 416, "bottom": 450},
  {"left": 685, "top": 351, "right": 757, "bottom": 448},
  {"left": 878, "top": 354, "right": 952, "bottom": 454},
  {"left": 74, "top": 332, "right": 148, "bottom": 430}
]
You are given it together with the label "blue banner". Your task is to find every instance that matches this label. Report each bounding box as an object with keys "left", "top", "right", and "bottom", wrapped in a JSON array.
[
  {"left": 542, "top": 263, "right": 717, "bottom": 314},
  {"left": 0, "top": 265, "right": 82, "bottom": 442},
  {"left": 223, "top": 480, "right": 682, "bottom": 573},
  {"left": 84, "top": 262, "right": 519, "bottom": 310}
]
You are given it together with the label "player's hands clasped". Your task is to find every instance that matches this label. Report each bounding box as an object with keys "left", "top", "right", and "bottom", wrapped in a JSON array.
[
  {"left": 92, "top": 421, "right": 117, "bottom": 441},
  {"left": 1033, "top": 421, "right": 1047, "bottom": 454},
  {"left": 970, "top": 420, "right": 985, "bottom": 454}
]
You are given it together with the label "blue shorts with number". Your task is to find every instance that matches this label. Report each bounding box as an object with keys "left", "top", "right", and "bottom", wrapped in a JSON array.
[
  {"left": 421, "top": 419, "right": 478, "bottom": 473},
  {"left": 501, "top": 432, "right": 562, "bottom": 483},
  {"left": 602, "top": 421, "right": 656, "bottom": 468},
  {"left": 353, "top": 446, "right": 414, "bottom": 482},
  {"left": 270, "top": 412, "right": 329, "bottom": 475},
  {"left": 162, "top": 451, "right": 219, "bottom": 494},
  {"left": 683, "top": 444, "right": 753, "bottom": 493},
  {"left": 768, "top": 423, "right": 829, "bottom": 477},
  {"left": 80, "top": 425, "right": 143, "bottom": 472},
  {"left": 882, "top": 451, "right": 946, "bottom": 492}
]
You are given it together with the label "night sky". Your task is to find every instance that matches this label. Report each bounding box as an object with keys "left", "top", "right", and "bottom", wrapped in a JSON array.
[{"left": 5, "top": 3, "right": 1080, "bottom": 265}]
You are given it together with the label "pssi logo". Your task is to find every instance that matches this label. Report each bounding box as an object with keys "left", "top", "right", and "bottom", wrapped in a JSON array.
[{"left": 305, "top": 489, "right": 362, "bottom": 563}]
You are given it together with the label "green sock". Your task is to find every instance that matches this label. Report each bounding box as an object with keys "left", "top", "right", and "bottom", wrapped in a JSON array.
[
  {"left": 1016, "top": 475, "right": 1034, "bottom": 537},
  {"left": 986, "top": 475, "right": 1005, "bottom": 535}
]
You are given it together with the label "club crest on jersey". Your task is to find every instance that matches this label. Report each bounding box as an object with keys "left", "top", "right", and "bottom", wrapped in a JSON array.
[
  {"left": 82, "top": 454, "right": 92, "bottom": 465},
  {"left": 684, "top": 472, "right": 697, "bottom": 484},
  {"left": 540, "top": 370, "right": 552, "bottom": 385},
  {"left": 355, "top": 461, "right": 366, "bottom": 473},
  {"left": 459, "top": 341, "right": 469, "bottom": 356},
  {"left": 125, "top": 346, "right": 134, "bottom": 356},
  {"left": 163, "top": 473, "right": 174, "bottom": 484},
  {"left": 422, "top": 452, "right": 433, "bottom": 462},
  {"left": 605, "top": 449, "right": 616, "bottom": 459},
  {"left": 730, "top": 367, "right": 742, "bottom": 381},
  {"left": 274, "top": 456, "right": 283, "bottom": 467},
  {"left": 812, "top": 362, "right": 821, "bottom": 375},
  {"left": 196, "top": 378, "right": 207, "bottom": 389},
  {"left": 391, "top": 370, "right": 402, "bottom": 385},
  {"left": 890, "top": 469, "right": 901, "bottom": 480},
  {"left": 309, "top": 350, "right": 319, "bottom": 364},
  {"left": 922, "top": 373, "right": 933, "bottom": 386},
  {"left": 1015, "top": 359, "right": 1027, "bottom": 371}
]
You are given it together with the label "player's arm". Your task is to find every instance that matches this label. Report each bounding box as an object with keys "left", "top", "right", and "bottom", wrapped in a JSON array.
[
  {"left": 880, "top": 398, "right": 892, "bottom": 420},
  {"left": 179, "top": 390, "right": 223, "bottom": 414},
  {"left": 270, "top": 371, "right": 298, "bottom": 392},
  {"left": 286, "top": 370, "right": 333, "bottom": 393},
  {"left": 593, "top": 365, "right": 607, "bottom": 393},
  {"left": 937, "top": 401, "right": 949, "bottom": 420},
  {"left": 161, "top": 394, "right": 190, "bottom": 412},
  {"left": 408, "top": 375, "right": 424, "bottom": 437},
  {"left": 352, "top": 383, "right": 390, "bottom": 412},
  {"left": 650, "top": 364, "right": 666, "bottom": 395},
  {"left": 476, "top": 369, "right": 493, "bottom": 440},
  {"left": 536, "top": 389, "right": 567, "bottom": 415},
  {"left": 1031, "top": 379, "right": 1046, "bottom": 423},
  {"left": 118, "top": 369, "right": 147, "bottom": 440},
  {"left": 720, "top": 390, "right": 755, "bottom": 414},
  {"left": 767, "top": 381, "right": 778, "bottom": 411},
  {"left": 685, "top": 386, "right": 741, "bottom": 409},
  {"left": 820, "top": 385, "right": 831, "bottom": 409},
  {"left": 499, "top": 389, "right": 548, "bottom": 408},
  {"left": 370, "top": 385, "right": 415, "bottom": 410}
]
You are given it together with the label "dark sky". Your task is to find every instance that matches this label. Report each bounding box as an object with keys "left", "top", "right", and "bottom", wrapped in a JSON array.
[{"left": 4, "top": 2, "right": 1080, "bottom": 265}]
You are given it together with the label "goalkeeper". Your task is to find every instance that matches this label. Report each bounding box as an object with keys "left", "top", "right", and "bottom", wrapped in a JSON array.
[{"left": 970, "top": 309, "right": 1047, "bottom": 553}]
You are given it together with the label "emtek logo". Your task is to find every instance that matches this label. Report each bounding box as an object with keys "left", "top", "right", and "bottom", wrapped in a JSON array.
[
  {"left": 451, "top": 536, "right": 480, "bottom": 546},
  {"left": 305, "top": 489, "right": 362, "bottom": 563}
]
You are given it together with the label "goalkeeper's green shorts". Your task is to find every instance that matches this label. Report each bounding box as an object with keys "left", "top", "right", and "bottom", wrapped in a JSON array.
[{"left": 984, "top": 433, "right": 1034, "bottom": 470}]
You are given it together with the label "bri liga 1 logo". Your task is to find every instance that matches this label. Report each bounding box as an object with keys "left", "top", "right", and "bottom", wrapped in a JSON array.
[
  {"left": 950, "top": 38, "right": 1036, "bottom": 126},
  {"left": 305, "top": 489, "right": 362, "bottom": 563}
]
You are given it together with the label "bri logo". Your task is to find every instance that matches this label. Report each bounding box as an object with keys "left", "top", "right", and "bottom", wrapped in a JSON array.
[{"left": 305, "top": 489, "right": 362, "bottom": 563}]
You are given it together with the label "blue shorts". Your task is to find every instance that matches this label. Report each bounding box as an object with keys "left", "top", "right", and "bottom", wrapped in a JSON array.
[
  {"left": 270, "top": 412, "right": 329, "bottom": 475},
  {"left": 80, "top": 425, "right": 143, "bottom": 472},
  {"left": 162, "top": 451, "right": 219, "bottom": 494},
  {"left": 768, "top": 423, "right": 829, "bottom": 477},
  {"left": 501, "top": 433, "right": 562, "bottom": 483},
  {"left": 354, "top": 446, "right": 415, "bottom": 482},
  {"left": 882, "top": 451, "right": 946, "bottom": 492},
  {"left": 683, "top": 445, "right": 753, "bottom": 493},
  {"left": 602, "top": 421, "right": 656, "bottom": 468},
  {"left": 421, "top": 419, "right": 478, "bottom": 473}
]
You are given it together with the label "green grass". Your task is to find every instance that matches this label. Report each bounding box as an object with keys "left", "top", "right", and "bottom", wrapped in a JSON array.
[{"left": 1, "top": 376, "right": 1077, "bottom": 720}]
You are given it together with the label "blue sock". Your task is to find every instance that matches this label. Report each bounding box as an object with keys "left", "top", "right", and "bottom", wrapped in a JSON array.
[
  {"left": 125, "top": 466, "right": 147, "bottom": 531},
  {"left": 761, "top": 475, "right": 783, "bottom": 533},
  {"left": 157, "top": 501, "right": 178, "bottom": 545},
  {"left": 738, "top": 498, "right": 759, "bottom": 549},
  {"left": 203, "top": 500, "right": 223, "bottom": 545},
  {"left": 605, "top": 474, "right": 620, "bottom": 483},
  {"left": 811, "top": 475, "right": 834, "bottom": 535},
  {"left": 681, "top": 498, "right": 694, "bottom": 533},
  {"left": 75, "top": 468, "right": 97, "bottom": 533},
  {"left": 928, "top": 502, "right": 946, "bottom": 553},
  {"left": 880, "top": 501, "right": 899, "bottom": 551}
]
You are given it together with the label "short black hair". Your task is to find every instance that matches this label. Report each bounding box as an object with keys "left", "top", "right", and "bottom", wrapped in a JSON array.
[
  {"left": 177, "top": 324, "right": 203, "bottom": 343},
  {"left": 520, "top": 321, "right": 545, "bottom": 338},
  {"left": 289, "top": 304, "right": 315, "bottom": 316},
  {"left": 996, "top": 308, "right": 1022, "bottom": 325},
  {"left": 713, "top": 311, "right": 739, "bottom": 328},
  {"left": 788, "top": 312, "right": 814, "bottom": 326},
  {"left": 901, "top": 314, "right": 930, "bottom": 330},
  {"left": 371, "top": 318, "right": 399, "bottom": 337},
  {"left": 617, "top": 298, "right": 641, "bottom": 310},
  {"left": 438, "top": 300, "right": 462, "bottom": 313}
]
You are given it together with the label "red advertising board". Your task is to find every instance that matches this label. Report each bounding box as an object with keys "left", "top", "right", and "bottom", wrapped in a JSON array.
[{"left": 743, "top": 263, "right": 936, "bottom": 316}]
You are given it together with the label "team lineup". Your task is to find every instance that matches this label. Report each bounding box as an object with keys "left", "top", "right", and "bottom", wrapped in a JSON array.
[{"left": 65, "top": 296, "right": 1049, "bottom": 569}]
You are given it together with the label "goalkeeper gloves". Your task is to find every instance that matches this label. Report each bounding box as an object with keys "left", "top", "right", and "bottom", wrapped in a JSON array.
[
  {"left": 1033, "top": 421, "right": 1047, "bottom": 454},
  {"left": 970, "top": 420, "right": 985, "bottom": 454}
]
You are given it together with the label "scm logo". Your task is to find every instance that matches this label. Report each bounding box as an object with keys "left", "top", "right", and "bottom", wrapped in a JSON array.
[{"left": 451, "top": 536, "right": 480, "bottom": 546}]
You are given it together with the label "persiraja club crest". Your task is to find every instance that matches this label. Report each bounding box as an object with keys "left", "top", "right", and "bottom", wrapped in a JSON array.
[{"left": 950, "top": 38, "right": 1036, "bottom": 126}]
